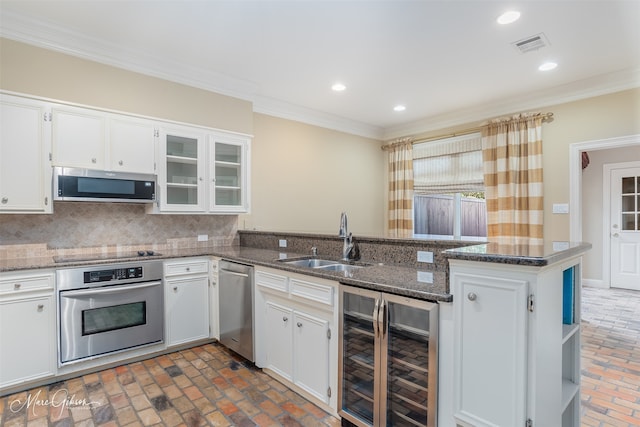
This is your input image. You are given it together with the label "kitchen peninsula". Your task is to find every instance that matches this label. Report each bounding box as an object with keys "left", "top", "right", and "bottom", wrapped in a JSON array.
[{"left": 0, "top": 231, "right": 590, "bottom": 427}]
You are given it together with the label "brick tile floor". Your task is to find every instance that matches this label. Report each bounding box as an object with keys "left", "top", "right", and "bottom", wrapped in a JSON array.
[
  {"left": 581, "top": 286, "right": 640, "bottom": 427},
  {"left": 1, "top": 286, "right": 639, "bottom": 426},
  {"left": 0, "top": 344, "right": 341, "bottom": 427}
]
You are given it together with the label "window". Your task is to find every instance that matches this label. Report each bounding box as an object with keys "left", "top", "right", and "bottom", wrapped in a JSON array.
[{"left": 412, "top": 133, "right": 487, "bottom": 240}]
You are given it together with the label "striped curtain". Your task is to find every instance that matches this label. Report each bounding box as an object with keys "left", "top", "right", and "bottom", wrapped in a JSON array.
[
  {"left": 386, "top": 138, "right": 414, "bottom": 238},
  {"left": 482, "top": 113, "right": 544, "bottom": 244}
]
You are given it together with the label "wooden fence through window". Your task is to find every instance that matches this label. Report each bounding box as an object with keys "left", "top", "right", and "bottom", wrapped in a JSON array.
[{"left": 414, "top": 194, "right": 487, "bottom": 237}]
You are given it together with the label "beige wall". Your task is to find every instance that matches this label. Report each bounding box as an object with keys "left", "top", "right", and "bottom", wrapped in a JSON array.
[
  {"left": 409, "top": 88, "right": 640, "bottom": 242},
  {"left": 543, "top": 89, "right": 640, "bottom": 241},
  {"left": 241, "top": 114, "right": 386, "bottom": 236},
  {"left": 0, "top": 38, "right": 253, "bottom": 134}
]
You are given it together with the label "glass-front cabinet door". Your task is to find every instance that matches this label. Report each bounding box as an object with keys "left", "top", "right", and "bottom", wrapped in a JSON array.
[
  {"left": 209, "top": 132, "right": 249, "bottom": 212},
  {"left": 159, "top": 127, "right": 206, "bottom": 212},
  {"left": 340, "top": 287, "right": 378, "bottom": 427},
  {"left": 382, "top": 294, "right": 438, "bottom": 427}
]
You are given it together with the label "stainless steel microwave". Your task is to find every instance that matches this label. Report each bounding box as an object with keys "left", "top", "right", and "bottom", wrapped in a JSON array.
[{"left": 53, "top": 167, "right": 156, "bottom": 203}]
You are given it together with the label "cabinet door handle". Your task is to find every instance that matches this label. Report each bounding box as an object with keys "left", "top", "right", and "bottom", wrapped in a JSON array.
[
  {"left": 372, "top": 298, "right": 380, "bottom": 338},
  {"left": 91, "top": 158, "right": 97, "bottom": 163},
  {"left": 467, "top": 292, "right": 477, "bottom": 301},
  {"left": 118, "top": 160, "right": 123, "bottom": 166},
  {"left": 1, "top": 197, "right": 8, "bottom": 204},
  {"left": 173, "top": 286, "right": 178, "bottom": 291},
  {"left": 283, "top": 316, "right": 288, "bottom": 322},
  {"left": 297, "top": 322, "right": 303, "bottom": 328},
  {"left": 37, "top": 304, "right": 44, "bottom": 311},
  {"left": 14, "top": 283, "right": 21, "bottom": 290}
]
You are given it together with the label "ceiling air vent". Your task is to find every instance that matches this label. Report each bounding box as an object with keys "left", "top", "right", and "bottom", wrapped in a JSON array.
[{"left": 512, "top": 33, "right": 550, "bottom": 54}]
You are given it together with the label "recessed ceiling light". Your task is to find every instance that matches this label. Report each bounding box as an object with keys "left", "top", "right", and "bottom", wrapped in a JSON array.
[
  {"left": 393, "top": 105, "right": 406, "bottom": 112},
  {"left": 331, "top": 83, "right": 346, "bottom": 92},
  {"left": 538, "top": 62, "right": 558, "bottom": 71},
  {"left": 497, "top": 11, "right": 521, "bottom": 25}
]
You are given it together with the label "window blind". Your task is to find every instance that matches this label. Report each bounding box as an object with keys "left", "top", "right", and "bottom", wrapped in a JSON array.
[{"left": 413, "top": 133, "right": 484, "bottom": 194}]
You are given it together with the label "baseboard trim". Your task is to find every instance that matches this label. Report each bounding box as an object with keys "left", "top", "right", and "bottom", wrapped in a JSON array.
[{"left": 583, "top": 278, "right": 608, "bottom": 289}]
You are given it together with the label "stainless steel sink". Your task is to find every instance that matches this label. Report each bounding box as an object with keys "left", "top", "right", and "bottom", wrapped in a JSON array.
[
  {"left": 315, "top": 263, "right": 364, "bottom": 273},
  {"left": 280, "top": 258, "right": 339, "bottom": 268},
  {"left": 279, "top": 257, "right": 367, "bottom": 273}
]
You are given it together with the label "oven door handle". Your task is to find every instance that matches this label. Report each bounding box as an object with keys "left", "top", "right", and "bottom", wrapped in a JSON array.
[{"left": 60, "top": 281, "right": 162, "bottom": 297}]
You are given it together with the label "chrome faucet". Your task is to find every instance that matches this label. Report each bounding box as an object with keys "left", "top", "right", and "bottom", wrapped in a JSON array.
[{"left": 339, "top": 212, "right": 354, "bottom": 261}]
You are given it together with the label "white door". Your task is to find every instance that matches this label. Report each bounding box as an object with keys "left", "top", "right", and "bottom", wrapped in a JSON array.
[{"left": 611, "top": 166, "right": 640, "bottom": 290}]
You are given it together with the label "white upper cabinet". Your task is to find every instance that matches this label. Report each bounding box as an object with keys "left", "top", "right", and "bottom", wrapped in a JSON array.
[
  {"left": 209, "top": 132, "right": 250, "bottom": 212},
  {"left": 52, "top": 105, "right": 106, "bottom": 169},
  {"left": 155, "top": 126, "right": 251, "bottom": 214},
  {"left": 109, "top": 116, "right": 156, "bottom": 174},
  {"left": 52, "top": 105, "right": 156, "bottom": 174},
  {"left": 0, "top": 94, "right": 52, "bottom": 213},
  {"left": 157, "top": 125, "right": 207, "bottom": 212}
]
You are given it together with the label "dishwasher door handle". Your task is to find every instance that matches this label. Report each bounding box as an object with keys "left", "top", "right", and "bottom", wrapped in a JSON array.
[{"left": 220, "top": 269, "right": 250, "bottom": 278}]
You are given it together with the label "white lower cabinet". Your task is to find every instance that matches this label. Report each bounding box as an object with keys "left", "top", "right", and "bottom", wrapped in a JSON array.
[
  {"left": 293, "top": 310, "right": 330, "bottom": 402},
  {"left": 265, "top": 302, "right": 294, "bottom": 380},
  {"left": 0, "top": 270, "right": 56, "bottom": 390},
  {"left": 164, "top": 258, "right": 210, "bottom": 347},
  {"left": 255, "top": 267, "right": 337, "bottom": 413},
  {"left": 449, "top": 255, "right": 584, "bottom": 427}
]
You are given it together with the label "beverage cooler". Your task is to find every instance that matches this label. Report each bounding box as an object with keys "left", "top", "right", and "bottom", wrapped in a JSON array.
[{"left": 339, "top": 285, "right": 439, "bottom": 427}]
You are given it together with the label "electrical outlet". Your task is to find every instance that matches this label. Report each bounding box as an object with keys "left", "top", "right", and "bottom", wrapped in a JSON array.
[
  {"left": 417, "top": 271, "right": 434, "bottom": 283},
  {"left": 417, "top": 251, "right": 434, "bottom": 263},
  {"left": 197, "top": 234, "right": 208, "bottom": 242},
  {"left": 279, "top": 239, "right": 287, "bottom": 248}
]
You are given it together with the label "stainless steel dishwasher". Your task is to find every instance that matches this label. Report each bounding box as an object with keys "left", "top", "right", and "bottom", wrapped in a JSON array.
[{"left": 218, "top": 260, "right": 254, "bottom": 362}]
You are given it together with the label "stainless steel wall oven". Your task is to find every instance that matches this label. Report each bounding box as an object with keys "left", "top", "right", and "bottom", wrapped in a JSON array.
[{"left": 57, "top": 260, "right": 164, "bottom": 365}]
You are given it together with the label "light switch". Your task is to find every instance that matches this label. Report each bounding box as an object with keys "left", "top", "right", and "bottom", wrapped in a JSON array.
[{"left": 552, "top": 203, "right": 569, "bottom": 214}]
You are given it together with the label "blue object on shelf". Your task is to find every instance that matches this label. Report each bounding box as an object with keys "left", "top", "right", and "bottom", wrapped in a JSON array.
[{"left": 563, "top": 267, "right": 575, "bottom": 325}]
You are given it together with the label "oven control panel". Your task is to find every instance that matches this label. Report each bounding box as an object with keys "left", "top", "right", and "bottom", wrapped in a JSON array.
[{"left": 84, "top": 267, "right": 143, "bottom": 283}]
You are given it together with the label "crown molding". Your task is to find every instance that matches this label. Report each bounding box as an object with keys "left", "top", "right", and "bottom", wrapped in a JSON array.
[
  {"left": 252, "top": 96, "right": 383, "bottom": 139},
  {"left": 383, "top": 67, "right": 640, "bottom": 140},
  {"left": 2, "top": 10, "right": 638, "bottom": 142},
  {"left": 1, "top": 10, "right": 383, "bottom": 140}
]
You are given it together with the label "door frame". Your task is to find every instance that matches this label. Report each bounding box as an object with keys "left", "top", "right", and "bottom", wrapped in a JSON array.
[{"left": 569, "top": 134, "right": 640, "bottom": 288}]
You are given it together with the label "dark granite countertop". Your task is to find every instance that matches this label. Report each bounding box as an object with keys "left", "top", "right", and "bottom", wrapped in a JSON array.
[
  {"left": 0, "top": 246, "right": 451, "bottom": 302},
  {"left": 443, "top": 241, "right": 592, "bottom": 266}
]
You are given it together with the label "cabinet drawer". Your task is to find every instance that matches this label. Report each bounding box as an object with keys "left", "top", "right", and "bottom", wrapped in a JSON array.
[
  {"left": 164, "top": 259, "right": 209, "bottom": 277},
  {"left": 256, "top": 271, "right": 289, "bottom": 293},
  {"left": 290, "top": 278, "right": 333, "bottom": 306},
  {"left": 0, "top": 273, "right": 54, "bottom": 294}
]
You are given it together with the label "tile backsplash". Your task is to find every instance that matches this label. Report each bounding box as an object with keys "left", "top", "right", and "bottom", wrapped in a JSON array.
[{"left": 0, "top": 202, "right": 238, "bottom": 258}]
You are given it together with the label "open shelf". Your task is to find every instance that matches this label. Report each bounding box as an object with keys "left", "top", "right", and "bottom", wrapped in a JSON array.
[
  {"left": 562, "top": 323, "right": 580, "bottom": 344},
  {"left": 561, "top": 379, "right": 579, "bottom": 412}
]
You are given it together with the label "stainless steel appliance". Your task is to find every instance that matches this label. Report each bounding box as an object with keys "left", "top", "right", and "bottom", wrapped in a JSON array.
[
  {"left": 57, "top": 260, "right": 164, "bottom": 365},
  {"left": 218, "top": 260, "right": 254, "bottom": 361},
  {"left": 339, "top": 284, "right": 439, "bottom": 427},
  {"left": 54, "top": 167, "right": 156, "bottom": 203}
]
